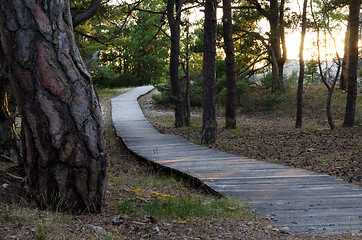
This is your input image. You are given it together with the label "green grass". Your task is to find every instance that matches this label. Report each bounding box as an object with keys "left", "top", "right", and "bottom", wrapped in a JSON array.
[{"left": 118, "top": 196, "right": 254, "bottom": 220}]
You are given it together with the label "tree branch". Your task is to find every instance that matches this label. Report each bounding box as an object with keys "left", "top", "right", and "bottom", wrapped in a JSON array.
[
  {"left": 74, "top": 29, "right": 109, "bottom": 46},
  {"left": 73, "top": 0, "right": 102, "bottom": 28},
  {"left": 245, "top": 0, "right": 270, "bottom": 19}
]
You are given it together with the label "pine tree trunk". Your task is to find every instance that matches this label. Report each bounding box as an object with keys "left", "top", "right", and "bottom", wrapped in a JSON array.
[
  {"left": 167, "top": 0, "right": 185, "bottom": 128},
  {"left": 185, "top": 24, "right": 191, "bottom": 127},
  {"left": 343, "top": 0, "right": 360, "bottom": 127},
  {"left": 0, "top": 0, "right": 108, "bottom": 213},
  {"left": 223, "top": 0, "right": 237, "bottom": 129},
  {"left": 202, "top": 0, "right": 218, "bottom": 145},
  {"left": 295, "top": 0, "right": 308, "bottom": 128}
]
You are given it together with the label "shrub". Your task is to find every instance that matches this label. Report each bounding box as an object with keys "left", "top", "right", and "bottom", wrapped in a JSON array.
[
  {"left": 152, "top": 79, "right": 203, "bottom": 107},
  {"left": 92, "top": 66, "right": 120, "bottom": 88},
  {"left": 262, "top": 91, "right": 286, "bottom": 110}
]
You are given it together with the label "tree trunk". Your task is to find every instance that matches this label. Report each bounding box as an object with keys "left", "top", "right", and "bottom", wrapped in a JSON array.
[
  {"left": 340, "top": 21, "right": 350, "bottom": 90},
  {"left": 326, "top": 89, "right": 335, "bottom": 129},
  {"left": 185, "top": 23, "right": 191, "bottom": 127},
  {"left": 223, "top": 0, "right": 237, "bottom": 129},
  {"left": 343, "top": 0, "right": 360, "bottom": 127},
  {"left": 167, "top": 0, "right": 186, "bottom": 128},
  {"left": 295, "top": 0, "right": 308, "bottom": 128},
  {"left": 245, "top": 0, "right": 285, "bottom": 90},
  {"left": 269, "top": 0, "right": 283, "bottom": 90},
  {"left": 279, "top": 0, "right": 287, "bottom": 78},
  {"left": 0, "top": 0, "right": 108, "bottom": 213},
  {"left": 202, "top": 0, "right": 218, "bottom": 145}
]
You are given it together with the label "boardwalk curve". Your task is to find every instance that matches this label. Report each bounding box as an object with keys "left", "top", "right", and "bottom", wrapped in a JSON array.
[{"left": 111, "top": 86, "right": 362, "bottom": 235}]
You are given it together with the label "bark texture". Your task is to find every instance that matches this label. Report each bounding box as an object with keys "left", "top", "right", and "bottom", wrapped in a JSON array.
[
  {"left": 343, "top": 0, "right": 360, "bottom": 127},
  {"left": 223, "top": 0, "right": 237, "bottom": 129},
  {"left": 202, "top": 0, "right": 218, "bottom": 145},
  {"left": 167, "top": 0, "right": 186, "bottom": 128},
  {"left": 295, "top": 0, "right": 308, "bottom": 128},
  {"left": 0, "top": 0, "right": 108, "bottom": 213}
]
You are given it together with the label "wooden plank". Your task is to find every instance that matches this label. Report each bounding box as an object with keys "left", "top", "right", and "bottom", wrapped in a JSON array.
[{"left": 111, "top": 86, "right": 362, "bottom": 235}]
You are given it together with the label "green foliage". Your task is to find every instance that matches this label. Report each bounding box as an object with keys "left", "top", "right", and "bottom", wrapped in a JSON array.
[
  {"left": 152, "top": 83, "right": 172, "bottom": 105},
  {"left": 305, "top": 59, "right": 319, "bottom": 84},
  {"left": 358, "top": 68, "right": 362, "bottom": 88},
  {"left": 286, "top": 70, "right": 298, "bottom": 86},
  {"left": 237, "top": 75, "right": 286, "bottom": 112},
  {"left": 1, "top": 207, "right": 10, "bottom": 221},
  {"left": 262, "top": 91, "right": 286, "bottom": 110},
  {"left": 152, "top": 79, "right": 203, "bottom": 107},
  {"left": 34, "top": 231, "right": 48, "bottom": 240},
  {"left": 152, "top": 62, "right": 286, "bottom": 111},
  {"left": 259, "top": 73, "right": 275, "bottom": 90},
  {"left": 74, "top": 0, "right": 169, "bottom": 88},
  {"left": 92, "top": 66, "right": 121, "bottom": 88}
]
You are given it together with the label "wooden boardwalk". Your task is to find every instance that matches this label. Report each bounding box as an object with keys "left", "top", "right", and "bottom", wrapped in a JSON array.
[{"left": 111, "top": 86, "right": 362, "bottom": 235}]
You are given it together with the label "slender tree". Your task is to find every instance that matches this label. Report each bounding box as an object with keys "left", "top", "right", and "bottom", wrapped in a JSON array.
[
  {"left": 0, "top": 0, "right": 108, "bottom": 212},
  {"left": 295, "top": 0, "right": 308, "bottom": 128},
  {"left": 202, "top": 0, "right": 218, "bottom": 144},
  {"left": 340, "top": 20, "right": 350, "bottom": 90},
  {"left": 343, "top": 0, "right": 360, "bottom": 127},
  {"left": 181, "top": 19, "right": 191, "bottom": 126},
  {"left": 223, "top": 0, "right": 237, "bottom": 129},
  {"left": 311, "top": 0, "right": 342, "bottom": 130},
  {"left": 167, "top": 0, "right": 186, "bottom": 127}
]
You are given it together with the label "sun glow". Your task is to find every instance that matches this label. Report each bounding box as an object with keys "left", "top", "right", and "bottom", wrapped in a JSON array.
[{"left": 285, "top": 29, "right": 347, "bottom": 61}]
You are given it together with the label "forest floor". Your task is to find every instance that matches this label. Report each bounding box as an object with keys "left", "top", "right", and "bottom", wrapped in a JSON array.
[
  {"left": 0, "top": 86, "right": 360, "bottom": 239},
  {"left": 139, "top": 85, "right": 362, "bottom": 187}
]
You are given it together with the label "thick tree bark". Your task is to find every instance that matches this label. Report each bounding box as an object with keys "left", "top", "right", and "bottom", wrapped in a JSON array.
[
  {"left": 295, "top": 0, "right": 308, "bottom": 128},
  {"left": 167, "top": 0, "right": 186, "bottom": 128},
  {"left": 343, "top": 0, "right": 360, "bottom": 127},
  {"left": 202, "top": 0, "right": 218, "bottom": 145},
  {"left": 223, "top": 0, "right": 237, "bottom": 129},
  {"left": 0, "top": 0, "right": 108, "bottom": 213}
]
